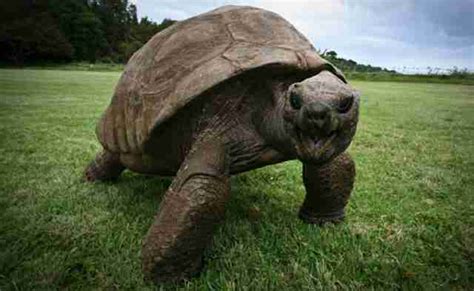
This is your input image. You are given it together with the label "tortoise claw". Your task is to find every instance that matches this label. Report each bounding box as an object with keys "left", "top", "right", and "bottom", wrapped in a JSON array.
[{"left": 298, "top": 207, "right": 345, "bottom": 225}]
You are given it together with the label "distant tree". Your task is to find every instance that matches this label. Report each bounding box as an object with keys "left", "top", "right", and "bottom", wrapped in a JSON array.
[
  {"left": 0, "top": 0, "right": 73, "bottom": 64},
  {"left": 0, "top": 0, "right": 175, "bottom": 65},
  {"left": 318, "top": 49, "right": 395, "bottom": 74},
  {"left": 157, "top": 18, "right": 176, "bottom": 31},
  {"left": 132, "top": 17, "right": 176, "bottom": 44},
  {"left": 128, "top": 4, "right": 138, "bottom": 24},
  {"left": 48, "top": 0, "right": 107, "bottom": 62},
  {"left": 325, "top": 50, "right": 338, "bottom": 59},
  {"left": 91, "top": 0, "right": 132, "bottom": 62}
]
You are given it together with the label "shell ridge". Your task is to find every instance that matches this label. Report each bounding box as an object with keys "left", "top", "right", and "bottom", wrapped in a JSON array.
[
  {"left": 99, "top": 6, "right": 333, "bottom": 152},
  {"left": 110, "top": 106, "right": 118, "bottom": 152},
  {"left": 124, "top": 106, "right": 133, "bottom": 152}
]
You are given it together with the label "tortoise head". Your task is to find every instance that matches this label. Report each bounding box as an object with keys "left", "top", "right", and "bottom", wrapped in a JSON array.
[{"left": 283, "top": 71, "right": 359, "bottom": 164}]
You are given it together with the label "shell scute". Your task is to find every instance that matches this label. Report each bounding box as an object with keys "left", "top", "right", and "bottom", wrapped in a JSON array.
[{"left": 97, "top": 5, "right": 334, "bottom": 153}]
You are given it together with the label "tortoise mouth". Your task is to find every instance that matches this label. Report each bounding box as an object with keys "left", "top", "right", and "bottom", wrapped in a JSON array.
[
  {"left": 291, "top": 126, "right": 338, "bottom": 163},
  {"left": 283, "top": 90, "right": 360, "bottom": 163},
  {"left": 287, "top": 117, "right": 358, "bottom": 164}
]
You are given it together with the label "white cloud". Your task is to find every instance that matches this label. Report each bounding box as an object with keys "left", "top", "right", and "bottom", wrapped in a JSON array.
[
  {"left": 134, "top": 0, "right": 474, "bottom": 72},
  {"left": 252, "top": 0, "right": 345, "bottom": 38}
]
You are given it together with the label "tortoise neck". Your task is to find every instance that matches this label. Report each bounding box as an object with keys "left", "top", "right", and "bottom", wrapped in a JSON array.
[{"left": 256, "top": 82, "right": 296, "bottom": 158}]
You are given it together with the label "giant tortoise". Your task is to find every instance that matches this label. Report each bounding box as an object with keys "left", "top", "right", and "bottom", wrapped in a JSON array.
[{"left": 84, "top": 5, "right": 360, "bottom": 283}]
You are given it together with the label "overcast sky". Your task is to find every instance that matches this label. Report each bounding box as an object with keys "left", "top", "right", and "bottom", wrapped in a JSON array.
[{"left": 131, "top": 0, "right": 474, "bottom": 73}]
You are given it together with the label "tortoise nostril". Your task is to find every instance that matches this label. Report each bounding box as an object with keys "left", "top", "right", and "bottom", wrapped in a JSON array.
[
  {"left": 304, "top": 102, "right": 330, "bottom": 130},
  {"left": 313, "top": 119, "right": 325, "bottom": 129}
]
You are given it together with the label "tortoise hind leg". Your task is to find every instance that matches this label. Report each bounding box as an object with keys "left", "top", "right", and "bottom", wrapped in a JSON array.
[
  {"left": 84, "top": 149, "right": 125, "bottom": 182},
  {"left": 142, "top": 138, "right": 230, "bottom": 283}
]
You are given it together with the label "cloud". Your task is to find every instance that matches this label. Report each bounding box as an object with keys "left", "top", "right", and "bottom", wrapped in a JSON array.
[
  {"left": 133, "top": 0, "right": 474, "bottom": 71},
  {"left": 252, "top": 0, "right": 345, "bottom": 38}
]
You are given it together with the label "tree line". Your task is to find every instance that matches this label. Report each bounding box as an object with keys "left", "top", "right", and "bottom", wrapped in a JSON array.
[
  {"left": 320, "top": 50, "right": 396, "bottom": 74},
  {"left": 0, "top": 0, "right": 175, "bottom": 64},
  {"left": 0, "top": 1, "right": 398, "bottom": 74}
]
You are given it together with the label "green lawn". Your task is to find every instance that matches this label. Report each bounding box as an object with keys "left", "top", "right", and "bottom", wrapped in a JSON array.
[{"left": 0, "top": 69, "right": 473, "bottom": 290}]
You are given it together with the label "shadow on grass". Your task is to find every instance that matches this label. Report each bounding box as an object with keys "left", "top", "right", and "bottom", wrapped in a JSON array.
[{"left": 100, "top": 170, "right": 298, "bottom": 227}]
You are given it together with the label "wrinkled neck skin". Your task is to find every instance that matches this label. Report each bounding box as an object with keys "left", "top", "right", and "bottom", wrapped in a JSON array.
[
  {"left": 255, "top": 79, "right": 299, "bottom": 158},
  {"left": 190, "top": 69, "right": 358, "bottom": 173}
]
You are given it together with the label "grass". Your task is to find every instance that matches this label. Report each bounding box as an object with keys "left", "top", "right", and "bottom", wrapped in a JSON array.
[
  {"left": 0, "top": 62, "right": 124, "bottom": 72},
  {"left": 345, "top": 71, "right": 474, "bottom": 85},
  {"left": 0, "top": 69, "right": 473, "bottom": 290},
  {"left": 3, "top": 62, "right": 474, "bottom": 85}
]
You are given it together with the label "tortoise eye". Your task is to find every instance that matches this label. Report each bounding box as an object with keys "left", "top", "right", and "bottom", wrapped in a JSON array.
[
  {"left": 338, "top": 95, "right": 353, "bottom": 113},
  {"left": 290, "top": 92, "right": 302, "bottom": 110}
]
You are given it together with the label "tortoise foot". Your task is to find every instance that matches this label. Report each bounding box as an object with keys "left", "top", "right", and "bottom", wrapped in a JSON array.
[
  {"left": 83, "top": 150, "right": 124, "bottom": 182},
  {"left": 299, "top": 153, "right": 355, "bottom": 226},
  {"left": 143, "top": 255, "right": 204, "bottom": 284},
  {"left": 298, "top": 207, "right": 345, "bottom": 225}
]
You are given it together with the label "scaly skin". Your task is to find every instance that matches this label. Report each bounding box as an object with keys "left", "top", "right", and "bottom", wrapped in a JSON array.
[
  {"left": 141, "top": 136, "right": 230, "bottom": 284},
  {"left": 84, "top": 69, "right": 359, "bottom": 283},
  {"left": 299, "top": 152, "right": 356, "bottom": 225},
  {"left": 84, "top": 150, "right": 124, "bottom": 182}
]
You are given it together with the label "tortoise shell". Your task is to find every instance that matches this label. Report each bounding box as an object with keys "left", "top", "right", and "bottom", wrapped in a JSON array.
[{"left": 97, "top": 5, "right": 344, "bottom": 153}]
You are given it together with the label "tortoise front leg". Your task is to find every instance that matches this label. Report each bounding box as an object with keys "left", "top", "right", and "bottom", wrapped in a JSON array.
[
  {"left": 84, "top": 149, "right": 125, "bottom": 182},
  {"left": 142, "top": 139, "right": 230, "bottom": 284},
  {"left": 299, "top": 152, "right": 355, "bottom": 225}
]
